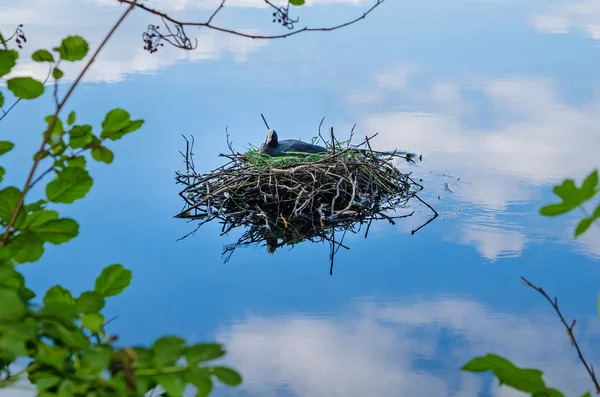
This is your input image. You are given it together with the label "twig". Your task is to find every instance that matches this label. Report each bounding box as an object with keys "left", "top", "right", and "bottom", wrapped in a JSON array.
[
  {"left": 410, "top": 193, "right": 439, "bottom": 235},
  {"left": 0, "top": 0, "right": 138, "bottom": 246},
  {"left": 520, "top": 276, "right": 600, "bottom": 394},
  {"left": 261, "top": 114, "right": 270, "bottom": 130},
  {"left": 208, "top": 0, "right": 227, "bottom": 24},
  {"left": 118, "top": 0, "right": 385, "bottom": 41}
]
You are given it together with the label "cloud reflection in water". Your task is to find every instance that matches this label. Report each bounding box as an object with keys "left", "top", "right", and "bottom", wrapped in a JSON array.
[{"left": 216, "top": 298, "right": 598, "bottom": 397}]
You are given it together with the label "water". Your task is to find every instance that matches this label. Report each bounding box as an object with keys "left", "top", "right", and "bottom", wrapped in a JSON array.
[{"left": 2, "top": 0, "right": 600, "bottom": 395}]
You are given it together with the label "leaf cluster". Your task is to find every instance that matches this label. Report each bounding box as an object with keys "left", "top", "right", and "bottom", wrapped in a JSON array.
[{"left": 540, "top": 169, "right": 600, "bottom": 237}]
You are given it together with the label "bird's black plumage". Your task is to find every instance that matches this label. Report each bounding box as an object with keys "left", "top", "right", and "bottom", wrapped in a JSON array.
[{"left": 260, "top": 129, "right": 329, "bottom": 157}]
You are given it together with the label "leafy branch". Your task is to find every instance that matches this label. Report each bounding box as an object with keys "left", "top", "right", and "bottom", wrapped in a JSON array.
[
  {"left": 0, "top": 0, "right": 245, "bottom": 394},
  {"left": 0, "top": 0, "right": 388, "bottom": 394},
  {"left": 462, "top": 277, "right": 598, "bottom": 397},
  {"left": 0, "top": 1, "right": 137, "bottom": 247}
]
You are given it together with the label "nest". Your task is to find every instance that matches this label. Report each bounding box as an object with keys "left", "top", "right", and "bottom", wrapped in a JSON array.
[{"left": 175, "top": 123, "right": 437, "bottom": 272}]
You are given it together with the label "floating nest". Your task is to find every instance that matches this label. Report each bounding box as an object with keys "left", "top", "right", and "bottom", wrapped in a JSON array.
[{"left": 174, "top": 122, "right": 437, "bottom": 272}]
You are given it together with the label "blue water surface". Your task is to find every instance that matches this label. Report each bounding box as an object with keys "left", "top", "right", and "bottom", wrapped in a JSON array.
[{"left": 1, "top": 0, "right": 600, "bottom": 395}]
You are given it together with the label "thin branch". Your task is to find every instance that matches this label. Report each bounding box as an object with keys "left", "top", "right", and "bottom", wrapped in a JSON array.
[
  {"left": 0, "top": 0, "right": 138, "bottom": 246},
  {"left": 410, "top": 193, "right": 439, "bottom": 235},
  {"left": 520, "top": 276, "right": 600, "bottom": 395},
  {"left": 207, "top": 0, "right": 227, "bottom": 25},
  {"left": 119, "top": 0, "right": 385, "bottom": 41}
]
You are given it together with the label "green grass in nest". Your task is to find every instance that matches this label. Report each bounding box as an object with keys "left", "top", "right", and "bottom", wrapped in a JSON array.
[{"left": 243, "top": 148, "right": 330, "bottom": 170}]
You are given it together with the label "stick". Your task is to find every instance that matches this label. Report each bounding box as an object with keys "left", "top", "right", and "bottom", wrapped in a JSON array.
[{"left": 261, "top": 114, "right": 270, "bottom": 130}]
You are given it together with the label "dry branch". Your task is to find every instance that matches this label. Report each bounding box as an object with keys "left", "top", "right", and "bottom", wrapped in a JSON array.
[{"left": 521, "top": 276, "right": 600, "bottom": 394}]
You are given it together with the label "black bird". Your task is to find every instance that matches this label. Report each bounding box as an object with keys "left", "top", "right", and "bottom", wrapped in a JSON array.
[{"left": 260, "top": 129, "right": 329, "bottom": 157}]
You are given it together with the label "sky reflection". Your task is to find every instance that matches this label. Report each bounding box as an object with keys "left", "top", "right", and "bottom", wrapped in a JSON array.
[{"left": 1, "top": 0, "right": 600, "bottom": 396}]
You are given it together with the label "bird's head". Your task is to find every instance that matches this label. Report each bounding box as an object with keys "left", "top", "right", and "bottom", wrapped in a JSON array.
[{"left": 265, "top": 129, "right": 278, "bottom": 147}]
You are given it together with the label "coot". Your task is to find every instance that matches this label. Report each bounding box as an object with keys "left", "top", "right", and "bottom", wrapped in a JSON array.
[{"left": 260, "top": 129, "right": 329, "bottom": 157}]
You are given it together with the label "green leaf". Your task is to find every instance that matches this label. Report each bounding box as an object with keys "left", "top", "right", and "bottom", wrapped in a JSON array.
[
  {"left": 0, "top": 186, "right": 22, "bottom": 222},
  {"left": 67, "top": 156, "right": 86, "bottom": 168},
  {"left": 581, "top": 170, "right": 599, "bottom": 196},
  {"left": 121, "top": 119, "right": 144, "bottom": 134},
  {"left": 575, "top": 217, "right": 593, "bottom": 238},
  {"left": 82, "top": 312, "right": 104, "bottom": 333},
  {"left": 6, "top": 232, "right": 44, "bottom": 263},
  {"left": 546, "top": 172, "right": 600, "bottom": 215},
  {"left": 24, "top": 199, "right": 47, "bottom": 213},
  {"left": 67, "top": 110, "right": 76, "bottom": 125},
  {"left": 462, "top": 353, "right": 515, "bottom": 372},
  {"left": 40, "top": 301, "right": 78, "bottom": 323},
  {"left": 35, "top": 344, "right": 71, "bottom": 370},
  {"left": 0, "top": 49, "right": 18, "bottom": 77},
  {"left": 132, "top": 347, "right": 153, "bottom": 369},
  {"left": 0, "top": 91, "right": 3, "bottom": 108},
  {"left": 0, "top": 266, "right": 21, "bottom": 289},
  {"left": 593, "top": 205, "right": 600, "bottom": 219},
  {"left": 1, "top": 316, "right": 37, "bottom": 339},
  {"left": 29, "top": 218, "right": 79, "bottom": 244},
  {"left": 20, "top": 287, "right": 36, "bottom": 301},
  {"left": 0, "top": 332, "right": 27, "bottom": 356},
  {"left": 152, "top": 336, "right": 186, "bottom": 367},
  {"left": 211, "top": 367, "right": 242, "bottom": 386},
  {"left": 44, "top": 320, "right": 90, "bottom": 349},
  {"left": 24, "top": 209, "right": 58, "bottom": 228},
  {"left": 289, "top": 0, "right": 305, "bottom": 5},
  {"left": 44, "top": 285, "right": 75, "bottom": 306},
  {"left": 101, "top": 109, "right": 131, "bottom": 134},
  {"left": 462, "top": 354, "right": 546, "bottom": 393},
  {"left": 56, "top": 36, "right": 89, "bottom": 62},
  {"left": 189, "top": 370, "right": 212, "bottom": 397},
  {"left": 52, "top": 67, "right": 64, "bottom": 80},
  {"left": 186, "top": 343, "right": 226, "bottom": 364},
  {"left": 0, "top": 288, "right": 26, "bottom": 321},
  {"left": 76, "top": 291, "right": 105, "bottom": 313},
  {"left": 44, "top": 115, "right": 65, "bottom": 139},
  {"left": 101, "top": 109, "right": 144, "bottom": 140},
  {"left": 155, "top": 373, "right": 186, "bottom": 396},
  {"left": 68, "top": 124, "right": 93, "bottom": 149},
  {"left": 57, "top": 379, "right": 77, "bottom": 396},
  {"left": 539, "top": 203, "right": 573, "bottom": 217},
  {"left": 32, "top": 49, "right": 55, "bottom": 63},
  {"left": 532, "top": 389, "right": 566, "bottom": 397},
  {"left": 46, "top": 166, "right": 93, "bottom": 203},
  {"left": 30, "top": 371, "right": 62, "bottom": 390},
  {"left": 94, "top": 264, "right": 132, "bottom": 297},
  {"left": 0, "top": 167, "right": 4, "bottom": 182},
  {"left": 581, "top": 392, "right": 593, "bottom": 397},
  {"left": 91, "top": 145, "right": 114, "bottom": 164},
  {"left": 553, "top": 180, "right": 579, "bottom": 203},
  {"left": 81, "top": 346, "right": 113, "bottom": 370},
  {"left": 7, "top": 77, "right": 45, "bottom": 99},
  {"left": 0, "top": 141, "right": 15, "bottom": 155}
]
